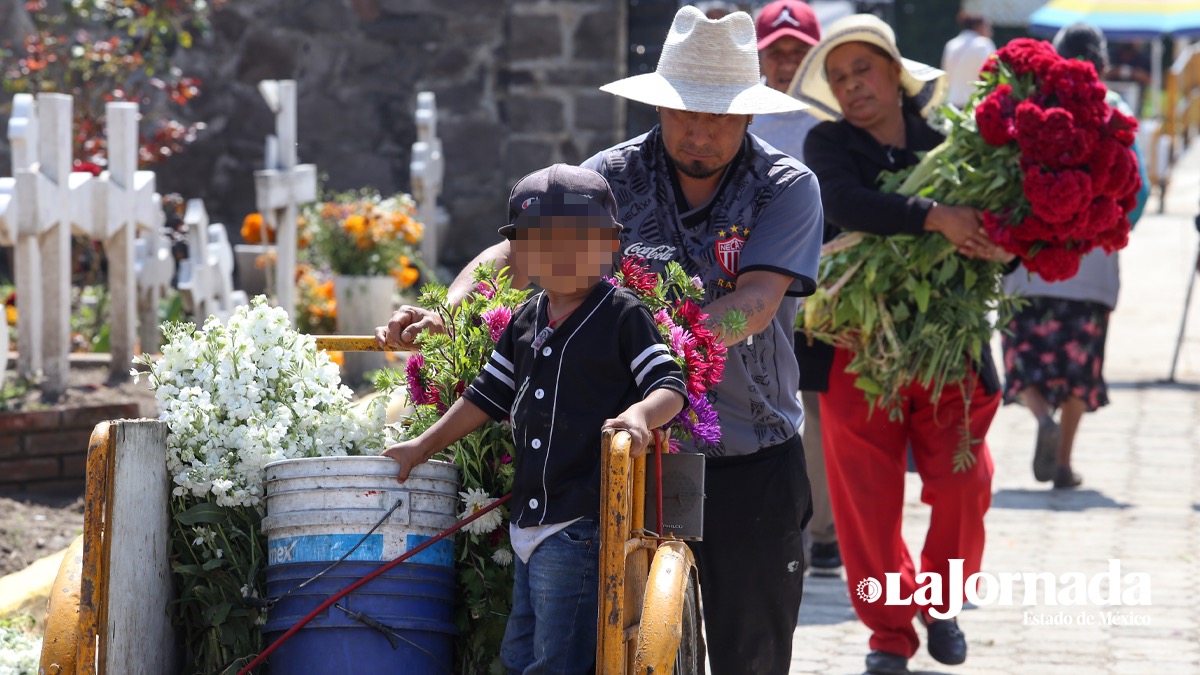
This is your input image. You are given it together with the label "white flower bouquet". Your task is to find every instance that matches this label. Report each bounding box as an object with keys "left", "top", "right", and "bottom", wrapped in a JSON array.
[{"left": 134, "top": 296, "right": 387, "bottom": 674}]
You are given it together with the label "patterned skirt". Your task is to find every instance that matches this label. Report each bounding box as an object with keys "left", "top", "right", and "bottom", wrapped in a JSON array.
[{"left": 1001, "top": 297, "right": 1111, "bottom": 412}]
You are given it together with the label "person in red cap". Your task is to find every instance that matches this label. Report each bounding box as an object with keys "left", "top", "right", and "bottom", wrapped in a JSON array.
[
  {"left": 752, "top": 0, "right": 821, "bottom": 163},
  {"left": 752, "top": 0, "right": 844, "bottom": 580}
]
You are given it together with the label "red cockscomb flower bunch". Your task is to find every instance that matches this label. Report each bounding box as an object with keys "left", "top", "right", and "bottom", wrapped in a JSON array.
[
  {"left": 973, "top": 38, "right": 1141, "bottom": 281},
  {"left": 610, "top": 256, "right": 728, "bottom": 450}
]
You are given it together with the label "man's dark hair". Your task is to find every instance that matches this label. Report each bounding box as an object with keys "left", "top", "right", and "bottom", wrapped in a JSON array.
[{"left": 1053, "top": 22, "right": 1110, "bottom": 73}]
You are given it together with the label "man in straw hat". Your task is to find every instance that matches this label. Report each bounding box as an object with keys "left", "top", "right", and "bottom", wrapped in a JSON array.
[{"left": 379, "top": 6, "right": 825, "bottom": 672}]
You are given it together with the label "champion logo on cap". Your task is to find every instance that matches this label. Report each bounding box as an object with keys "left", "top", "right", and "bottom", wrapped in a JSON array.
[
  {"left": 772, "top": 7, "right": 801, "bottom": 28},
  {"left": 521, "top": 197, "right": 539, "bottom": 209}
]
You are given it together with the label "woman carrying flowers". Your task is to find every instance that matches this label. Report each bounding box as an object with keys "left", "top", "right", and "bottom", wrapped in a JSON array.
[
  {"left": 382, "top": 165, "right": 687, "bottom": 674},
  {"left": 1001, "top": 23, "right": 1151, "bottom": 490},
  {"left": 790, "top": 15, "right": 1015, "bottom": 675}
]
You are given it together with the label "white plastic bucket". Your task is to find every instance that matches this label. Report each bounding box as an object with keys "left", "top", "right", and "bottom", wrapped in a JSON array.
[{"left": 262, "top": 456, "right": 460, "bottom": 568}]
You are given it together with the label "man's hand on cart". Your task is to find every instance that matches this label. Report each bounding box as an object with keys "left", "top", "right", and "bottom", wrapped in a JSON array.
[{"left": 375, "top": 304, "right": 446, "bottom": 350}]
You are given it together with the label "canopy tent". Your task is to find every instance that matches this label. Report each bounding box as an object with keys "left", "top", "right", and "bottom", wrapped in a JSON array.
[
  {"left": 1026, "top": 1, "right": 1200, "bottom": 118},
  {"left": 1028, "top": 1, "right": 1200, "bottom": 39}
]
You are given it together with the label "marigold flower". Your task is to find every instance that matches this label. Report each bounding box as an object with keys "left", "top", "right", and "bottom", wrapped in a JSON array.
[
  {"left": 241, "top": 212, "right": 274, "bottom": 244},
  {"left": 5, "top": 305, "right": 15, "bottom": 326}
]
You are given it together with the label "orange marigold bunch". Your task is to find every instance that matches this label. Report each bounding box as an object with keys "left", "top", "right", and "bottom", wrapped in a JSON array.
[
  {"left": 302, "top": 189, "right": 427, "bottom": 279},
  {"left": 295, "top": 265, "right": 337, "bottom": 334}
]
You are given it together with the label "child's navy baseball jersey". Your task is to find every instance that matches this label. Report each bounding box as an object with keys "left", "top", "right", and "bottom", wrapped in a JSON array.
[{"left": 462, "top": 282, "right": 687, "bottom": 527}]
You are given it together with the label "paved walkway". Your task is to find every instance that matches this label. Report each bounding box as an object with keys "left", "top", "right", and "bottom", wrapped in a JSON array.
[{"left": 788, "top": 145, "right": 1200, "bottom": 674}]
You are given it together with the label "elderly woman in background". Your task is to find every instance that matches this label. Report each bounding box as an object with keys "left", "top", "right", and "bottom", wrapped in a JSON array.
[
  {"left": 790, "top": 14, "right": 1013, "bottom": 675},
  {"left": 1002, "top": 22, "right": 1151, "bottom": 490}
]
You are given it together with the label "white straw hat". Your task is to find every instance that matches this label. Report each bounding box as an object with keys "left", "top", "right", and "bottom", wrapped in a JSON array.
[
  {"left": 786, "top": 14, "right": 947, "bottom": 122},
  {"left": 600, "top": 6, "right": 808, "bottom": 115}
]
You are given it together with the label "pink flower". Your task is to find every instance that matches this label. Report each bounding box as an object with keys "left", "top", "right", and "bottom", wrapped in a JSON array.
[
  {"left": 405, "top": 353, "right": 432, "bottom": 405},
  {"left": 669, "top": 325, "right": 695, "bottom": 354},
  {"left": 654, "top": 308, "right": 675, "bottom": 330},
  {"left": 475, "top": 281, "right": 495, "bottom": 300},
  {"left": 481, "top": 306, "right": 513, "bottom": 342}
]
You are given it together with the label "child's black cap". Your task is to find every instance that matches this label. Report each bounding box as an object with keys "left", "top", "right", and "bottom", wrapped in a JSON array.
[{"left": 499, "top": 163, "right": 623, "bottom": 239}]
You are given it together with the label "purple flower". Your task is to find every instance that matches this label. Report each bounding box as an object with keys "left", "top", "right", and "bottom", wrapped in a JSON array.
[
  {"left": 481, "top": 306, "right": 513, "bottom": 342},
  {"left": 673, "top": 392, "right": 721, "bottom": 446},
  {"left": 690, "top": 276, "right": 703, "bottom": 290},
  {"left": 405, "top": 353, "right": 432, "bottom": 405}
]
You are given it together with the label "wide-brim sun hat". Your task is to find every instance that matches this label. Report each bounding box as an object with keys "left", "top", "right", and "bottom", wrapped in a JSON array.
[
  {"left": 599, "top": 5, "right": 808, "bottom": 115},
  {"left": 786, "top": 13, "right": 947, "bottom": 122}
]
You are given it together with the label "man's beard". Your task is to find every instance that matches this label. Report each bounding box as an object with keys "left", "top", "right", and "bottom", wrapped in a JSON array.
[{"left": 675, "top": 160, "right": 725, "bottom": 180}]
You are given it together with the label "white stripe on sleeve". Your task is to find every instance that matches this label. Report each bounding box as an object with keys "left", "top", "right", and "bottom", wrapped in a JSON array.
[
  {"left": 484, "top": 362, "right": 516, "bottom": 390},
  {"left": 630, "top": 343, "right": 669, "bottom": 372},
  {"left": 635, "top": 353, "right": 677, "bottom": 386},
  {"left": 491, "top": 352, "right": 515, "bottom": 375}
]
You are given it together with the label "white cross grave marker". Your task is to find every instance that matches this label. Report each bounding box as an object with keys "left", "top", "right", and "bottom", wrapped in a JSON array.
[
  {"left": 134, "top": 226, "right": 175, "bottom": 355},
  {"left": 0, "top": 94, "right": 38, "bottom": 387},
  {"left": 254, "top": 80, "right": 316, "bottom": 321},
  {"left": 177, "top": 199, "right": 247, "bottom": 323},
  {"left": 410, "top": 91, "right": 447, "bottom": 271},
  {"left": 0, "top": 93, "right": 36, "bottom": 384},
  {"left": 12, "top": 93, "right": 93, "bottom": 398},
  {"left": 90, "top": 102, "right": 164, "bottom": 381}
]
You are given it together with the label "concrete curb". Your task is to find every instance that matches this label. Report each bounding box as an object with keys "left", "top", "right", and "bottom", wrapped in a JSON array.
[{"left": 0, "top": 536, "right": 78, "bottom": 626}]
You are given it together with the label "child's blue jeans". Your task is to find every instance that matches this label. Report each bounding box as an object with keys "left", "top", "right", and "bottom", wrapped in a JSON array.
[{"left": 500, "top": 518, "right": 599, "bottom": 674}]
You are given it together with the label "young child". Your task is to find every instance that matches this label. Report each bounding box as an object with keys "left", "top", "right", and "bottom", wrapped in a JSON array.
[{"left": 382, "top": 163, "right": 687, "bottom": 674}]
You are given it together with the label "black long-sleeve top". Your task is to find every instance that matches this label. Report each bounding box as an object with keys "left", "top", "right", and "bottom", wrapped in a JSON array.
[{"left": 799, "top": 109, "right": 1003, "bottom": 395}]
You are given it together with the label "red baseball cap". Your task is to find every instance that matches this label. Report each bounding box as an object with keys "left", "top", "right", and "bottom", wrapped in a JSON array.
[{"left": 755, "top": 0, "right": 821, "bottom": 50}]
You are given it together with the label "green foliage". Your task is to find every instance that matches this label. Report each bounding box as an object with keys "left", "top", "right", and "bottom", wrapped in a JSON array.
[{"left": 169, "top": 499, "right": 267, "bottom": 675}]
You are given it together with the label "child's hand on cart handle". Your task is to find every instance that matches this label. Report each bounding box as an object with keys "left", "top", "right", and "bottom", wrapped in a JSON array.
[{"left": 601, "top": 388, "right": 686, "bottom": 458}]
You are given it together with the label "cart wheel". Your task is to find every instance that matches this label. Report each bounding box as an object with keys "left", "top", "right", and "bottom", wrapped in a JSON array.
[{"left": 672, "top": 570, "right": 702, "bottom": 675}]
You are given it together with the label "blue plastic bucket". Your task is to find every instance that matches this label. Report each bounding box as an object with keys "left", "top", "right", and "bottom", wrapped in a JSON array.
[{"left": 264, "top": 560, "right": 458, "bottom": 674}]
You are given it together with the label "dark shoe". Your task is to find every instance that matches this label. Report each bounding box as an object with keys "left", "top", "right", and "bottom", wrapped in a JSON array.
[
  {"left": 1053, "top": 466, "right": 1083, "bottom": 489},
  {"left": 864, "top": 649, "right": 909, "bottom": 675},
  {"left": 921, "top": 614, "right": 967, "bottom": 666},
  {"left": 809, "top": 541, "right": 843, "bottom": 577},
  {"left": 1033, "top": 417, "right": 1060, "bottom": 482}
]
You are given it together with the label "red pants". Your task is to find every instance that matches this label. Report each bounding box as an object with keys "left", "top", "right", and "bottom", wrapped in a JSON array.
[{"left": 819, "top": 348, "right": 997, "bottom": 658}]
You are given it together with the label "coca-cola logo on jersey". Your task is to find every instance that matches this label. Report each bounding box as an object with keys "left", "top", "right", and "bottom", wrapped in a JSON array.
[{"left": 624, "top": 242, "right": 677, "bottom": 261}]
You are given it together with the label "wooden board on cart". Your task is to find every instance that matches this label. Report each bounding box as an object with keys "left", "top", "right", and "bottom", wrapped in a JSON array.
[{"left": 42, "top": 419, "right": 177, "bottom": 674}]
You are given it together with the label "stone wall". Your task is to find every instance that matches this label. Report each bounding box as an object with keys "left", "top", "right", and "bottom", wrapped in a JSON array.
[
  {"left": 0, "top": 0, "right": 629, "bottom": 270},
  {"left": 0, "top": 403, "right": 139, "bottom": 495}
]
